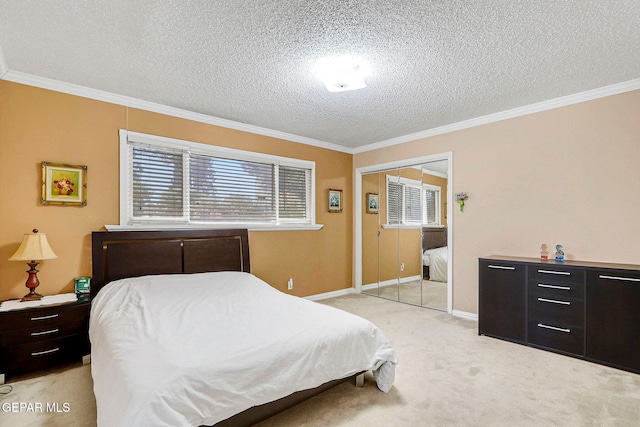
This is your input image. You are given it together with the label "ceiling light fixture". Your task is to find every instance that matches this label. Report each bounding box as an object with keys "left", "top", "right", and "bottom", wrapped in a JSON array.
[{"left": 313, "top": 56, "right": 368, "bottom": 93}]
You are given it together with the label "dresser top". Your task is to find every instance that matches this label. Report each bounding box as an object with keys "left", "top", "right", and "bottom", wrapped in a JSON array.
[{"left": 480, "top": 255, "right": 640, "bottom": 271}]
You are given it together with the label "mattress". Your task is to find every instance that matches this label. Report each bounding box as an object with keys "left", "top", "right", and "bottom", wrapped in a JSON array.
[
  {"left": 423, "top": 246, "right": 448, "bottom": 282},
  {"left": 90, "top": 271, "right": 396, "bottom": 426}
]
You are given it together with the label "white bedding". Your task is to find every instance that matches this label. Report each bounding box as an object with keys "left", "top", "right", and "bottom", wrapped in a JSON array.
[
  {"left": 90, "top": 272, "right": 396, "bottom": 427},
  {"left": 423, "top": 246, "right": 448, "bottom": 282}
]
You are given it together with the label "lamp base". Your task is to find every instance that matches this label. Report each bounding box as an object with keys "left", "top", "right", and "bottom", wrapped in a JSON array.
[
  {"left": 21, "top": 291, "right": 44, "bottom": 302},
  {"left": 21, "top": 260, "right": 44, "bottom": 302}
]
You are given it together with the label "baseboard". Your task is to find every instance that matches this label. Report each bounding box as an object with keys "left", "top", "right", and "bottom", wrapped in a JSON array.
[
  {"left": 304, "top": 287, "right": 356, "bottom": 301},
  {"left": 362, "top": 275, "right": 422, "bottom": 291},
  {"left": 452, "top": 310, "right": 478, "bottom": 321}
]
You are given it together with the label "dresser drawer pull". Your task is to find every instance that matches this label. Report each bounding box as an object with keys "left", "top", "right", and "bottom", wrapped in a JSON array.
[
  {"left": 488, "top": 265, "right": 515, "bottom": 270},
  {"left": 30, "top": 314, "right": 59, "bottom": 321},
  {"left": 537, "top": 283, "right": 571, "bottom": 291},
  {"left": 599, "top": 275, "right": 640, "bottom": 282},
  {"left": 31, "top": 348, "right": 60, "bottom": 356},
  {"left": 537, "top": 297, "right": 570, "bottom": 306},
  {"left": 537, "top": 323, "right": 571, "bottom": 333},
  {"left": 31, "top": 328, "right": 59, "bottom": 336},
  {"left": 537, "top": 269, "right": 570, "bottom": 276}
]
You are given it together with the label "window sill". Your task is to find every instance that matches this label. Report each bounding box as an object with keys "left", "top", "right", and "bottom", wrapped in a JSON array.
[
  {"left": 104, "top": 224, "right": 324, "bottom": 232},
  {"left": 381, "top": 224, "right": 422, "bottom": 230}
]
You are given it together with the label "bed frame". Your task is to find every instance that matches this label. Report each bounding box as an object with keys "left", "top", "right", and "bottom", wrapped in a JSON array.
[
  {"left": 91, "top": 228, "right": 361, "bottom": 426},
  {"left": 422, "top": 227, "right": 447, "bottom": 279}
]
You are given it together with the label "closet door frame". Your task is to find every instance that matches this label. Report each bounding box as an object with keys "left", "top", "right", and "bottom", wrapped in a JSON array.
[{"left": 354, "top": 152, "right": 453, "bottom": 314}]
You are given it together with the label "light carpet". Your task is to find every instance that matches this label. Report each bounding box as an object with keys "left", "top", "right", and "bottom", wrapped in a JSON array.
[{"left": 2, "top": 294, "right": 639, "bottom": 426}]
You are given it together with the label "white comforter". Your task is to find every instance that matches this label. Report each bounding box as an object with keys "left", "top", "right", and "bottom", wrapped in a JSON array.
[
  {"left": 423, "top": 246, "right": 448, "bottom": 282},
  {"left": 90, "top": 272, "right": 396, "bottom": 427}
]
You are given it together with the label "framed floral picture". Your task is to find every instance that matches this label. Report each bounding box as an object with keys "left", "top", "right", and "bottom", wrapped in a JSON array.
[
  {"left": 366, "top": 193, "right": 379, "bottom": 213},
  {"left": 41, "top": 162, "right": 87, "bottom": 206},
  {"left": 328, "top": 189, "right": 342, "bottom": 212}
]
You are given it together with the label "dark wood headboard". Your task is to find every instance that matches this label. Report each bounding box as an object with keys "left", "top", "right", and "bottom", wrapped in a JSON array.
[
  {"left": 91, "top": 229, "right": 250, "bottom": 297},
  {"left": 422, "top": 227, "right": 447, "bottom": 251}
]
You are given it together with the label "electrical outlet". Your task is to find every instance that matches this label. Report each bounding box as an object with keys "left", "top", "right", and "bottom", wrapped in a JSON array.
[
  {"left": 400, "top": 263, "right": 405, "bottom": 272},
  {"left": 287, "top": 278, "right": 293, "bottom": 290}
]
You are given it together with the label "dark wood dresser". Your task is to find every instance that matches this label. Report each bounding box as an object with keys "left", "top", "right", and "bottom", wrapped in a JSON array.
[
  {"left": 479, "top": 256, "right": 640, "bottom": 374},
  {"left": 0, "top": 294, "right": 91, "bottom": 384}
]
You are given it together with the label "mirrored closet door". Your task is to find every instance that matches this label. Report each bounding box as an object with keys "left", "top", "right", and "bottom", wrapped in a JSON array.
[{"left": 360, "top": 160, "right": 449, "bottom": 311}]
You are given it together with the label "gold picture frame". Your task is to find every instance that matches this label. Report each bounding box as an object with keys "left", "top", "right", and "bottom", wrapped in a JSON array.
[
  {"left": 328, "top": 189, "right": 342, "bottom": 212},
  {"left": 41, "top": 162, "right": 87, "bottom": 206},
  {"left": 366, "top": 193, "right": 379, "bottom": 213}
]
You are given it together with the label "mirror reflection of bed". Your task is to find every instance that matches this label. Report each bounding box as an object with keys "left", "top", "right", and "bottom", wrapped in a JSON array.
[{"left": 421, "top": 227, "right": 448, "bottom": 311}]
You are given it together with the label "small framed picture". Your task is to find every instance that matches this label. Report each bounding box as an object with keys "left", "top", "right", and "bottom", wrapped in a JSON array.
[
  {"left": 41, "top": 161, "right": 87, "bottom": 206},
  {"left": 328, "top": 189, "right": 342, "bottom": 212},
  {"left": 367, "top": 193, "right": 379, "bottom": 213}
]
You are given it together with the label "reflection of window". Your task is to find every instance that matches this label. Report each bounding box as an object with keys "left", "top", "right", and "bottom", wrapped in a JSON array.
[
  {"left": 386, "top": 175, "right": 441, "bottom": 226},
  {"left": 122, "top": 130, "right": 315, "bottom": 227},
  {"left": 423, "top": 185, "right": 441, "bottom": 225}
]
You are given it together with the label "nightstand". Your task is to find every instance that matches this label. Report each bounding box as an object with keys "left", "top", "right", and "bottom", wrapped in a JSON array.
[{"left": 0, "top": 294, "right": 91, "bottom": 384}]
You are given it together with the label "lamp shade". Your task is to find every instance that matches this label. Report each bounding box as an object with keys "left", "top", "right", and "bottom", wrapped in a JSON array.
[{"left": 9, "top": 229, "right": 57, "bottom": 261}]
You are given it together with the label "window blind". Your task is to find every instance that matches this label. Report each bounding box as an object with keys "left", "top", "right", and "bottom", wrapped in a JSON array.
[
  {"left": 424, "top": 189, "right": 437, "bottom": 224},
  {"left": 128, "top": 138, "right": 313, "bottom": 226},
  {"left": 132, "top": 146, "right": 185, "bottom": 219},
  {"left": 405, "top": 185, "right": 422, "bottom": 224},
  {"left": 387, "top": 180, "right": 402, "bottom": 224},
  {"left": 279, "top": 166, "right": 311, "bottom": 222}
]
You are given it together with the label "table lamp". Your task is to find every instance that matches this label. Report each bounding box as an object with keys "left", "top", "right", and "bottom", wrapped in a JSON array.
[{"left": 8, "top": 229, "right": 58, "bottom": 301}]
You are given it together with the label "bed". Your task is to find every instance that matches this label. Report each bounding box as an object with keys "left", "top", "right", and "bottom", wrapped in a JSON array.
[
  {"left": 422, "top": 227, "right": 448, "bottom": 282},
  {"left": 89, "top": 229, "right": 396, "bottom": 427}
]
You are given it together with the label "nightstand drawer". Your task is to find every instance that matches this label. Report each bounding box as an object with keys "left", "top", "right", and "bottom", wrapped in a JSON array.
[
  {"left": 528, "top": 320, "right": 584, "bottom": 356},
  {"left": 0, "top": 334, "right": 89, "bottom": 374},
  {"left": 0, "top": 302, "right": 90, "bottom": 331},
  {"left": 0, "top": 317, "right": 88, "bottom": 346}
]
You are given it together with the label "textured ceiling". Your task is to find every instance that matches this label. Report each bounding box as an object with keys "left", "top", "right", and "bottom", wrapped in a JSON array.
[{"left": 1, "top": 1, "right": 639, "bottom": 149}]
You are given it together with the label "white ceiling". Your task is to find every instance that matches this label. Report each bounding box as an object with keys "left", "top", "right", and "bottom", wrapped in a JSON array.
[{"left": 1, "top": 1, "right": 639, "bottom": 151}]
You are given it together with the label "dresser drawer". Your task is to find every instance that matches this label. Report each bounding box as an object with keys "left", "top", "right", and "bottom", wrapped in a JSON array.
[
  {"left": 528, "top": 295, "right": 584, "bottom": 327},
  {"left": 0, "top": 334, "right": 89, "bottom": 374},
  {"left": 0, "top": 317, "right": 88, "bottom": 346},
  {"left": 528, "top": 320, "right": 584, "bottom": 356},
  {"left": 0, "top": 302, "right": 90, "bottom": 332},
  {"left": 528, "top": 280, "right": 584, "bottom": 300},
  {"left": 529, "top": 266, "right": 584, "bottom": 285}
]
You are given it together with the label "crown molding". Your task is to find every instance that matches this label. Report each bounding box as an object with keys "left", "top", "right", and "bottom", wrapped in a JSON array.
[
  {"left": 1, "top": 51, "right": 638, "bottom": 156},
  {"left": 0, "top": 69, "right": 353, "bottom": 154},
  {"left": 354, "top": 78, "right": 640, "bottom": 154}
]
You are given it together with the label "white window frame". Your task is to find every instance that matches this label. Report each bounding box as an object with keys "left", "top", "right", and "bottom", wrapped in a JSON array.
[
  {"left": 422, "top": 183, "right": 442, "bottom": 227},
  {"left": 110, "top": 130, "right": 322, "bottom": 231},
  {"left": 384, "top": 175, "right": 442, "bottom": 229}
]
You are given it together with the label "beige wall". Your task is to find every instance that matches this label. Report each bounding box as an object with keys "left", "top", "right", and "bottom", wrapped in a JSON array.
[
  {"left": 0, "top": 81, "right": 353, "bottom": 301},
  {"left": 355, "top": 89, "right": 640, "bottom": 314}
]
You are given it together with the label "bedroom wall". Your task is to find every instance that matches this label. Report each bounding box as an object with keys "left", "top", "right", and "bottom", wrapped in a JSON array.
[
  {"left": 354, "top": 89, "right": 640, "bottom": 315},
  {"left": 0, "top": 80, "right": 352, "bottom": 301}
]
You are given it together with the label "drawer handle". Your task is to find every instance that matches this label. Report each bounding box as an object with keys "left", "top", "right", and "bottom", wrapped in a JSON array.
[
  {"left": 537, "top": 323, "right": 571, "bottom": 333},
  {"left": 599, "top": 275, "right": 640, "bottom": 282},
  {"left": 537, "top": 269, "right": 570, "bottom": 276},
  {"left": 31, "top": 328, "right": 59, "bottom": 336},
  {"left": 537, "top": 297, "right": 570, "bottom": 306},
  {"left": 30, "top": 314, "right": 59, "bottom": 321},
  {"left": 488, "top": 265, "right": 515, "bottom": 270},
  {"left": 31, "top": 347, "right": 60, "bottom": 356},
  {"left": 538, "top": 283, "right": 571, "bottom": 291}
]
